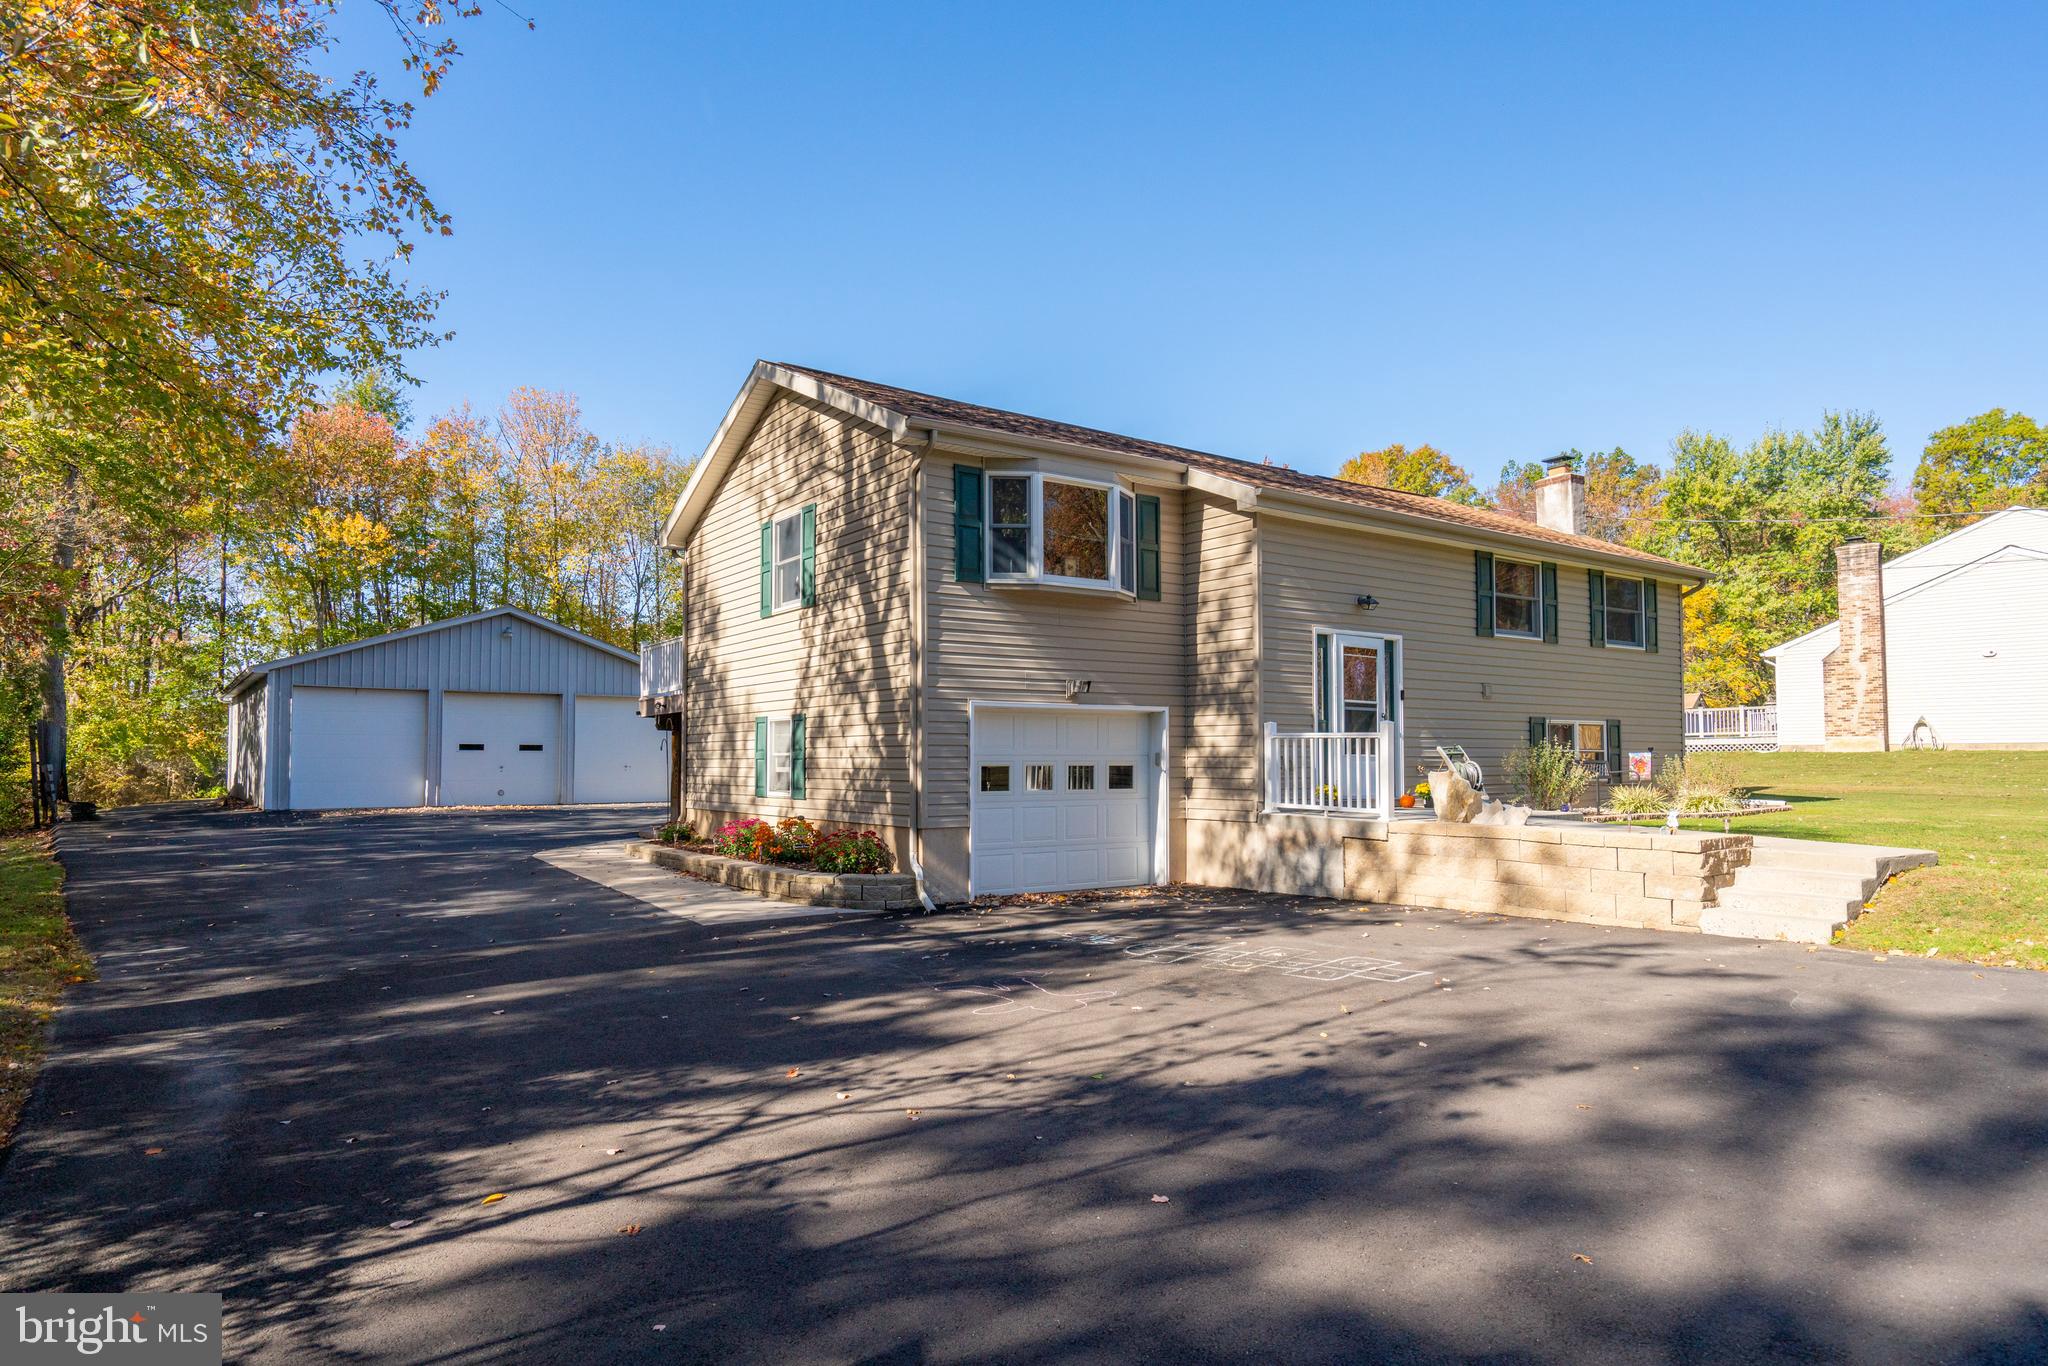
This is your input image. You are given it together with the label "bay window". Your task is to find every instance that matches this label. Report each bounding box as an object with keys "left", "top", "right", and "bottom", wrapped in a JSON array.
[{"left": 984, "top": 471, "right": 1137, "bottom": 590}]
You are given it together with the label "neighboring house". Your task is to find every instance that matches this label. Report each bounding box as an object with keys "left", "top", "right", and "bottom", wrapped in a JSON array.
[
  {"left": 227, "top": 607, "right": 668, "bottom": 810},
  {"left": 642, "top": 362, "right": 1706, "bottom": 903},
  {"left": 1764, "top": 507, "right": 2048, "bottom": 751}
]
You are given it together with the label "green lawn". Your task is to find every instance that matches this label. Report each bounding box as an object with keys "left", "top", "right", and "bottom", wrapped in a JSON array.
[
  {"left": 1655, "top": 750, "right": 2048, "bottom": 968},
  {"left": 1, "top": 834, "right": 93, "bottom": 1148}
]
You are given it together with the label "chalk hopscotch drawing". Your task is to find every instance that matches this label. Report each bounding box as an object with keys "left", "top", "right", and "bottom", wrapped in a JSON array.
[
  {"left": 940, "top": 978, "right": 1122, "bottom": 1015},
  {"left": 1121, "top": 939, "right": 1428, "bottom": 984}
]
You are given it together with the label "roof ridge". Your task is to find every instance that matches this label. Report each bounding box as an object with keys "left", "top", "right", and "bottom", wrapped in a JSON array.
[{"left": 771, "top": 361, "right": 1700, "bottom": 575}]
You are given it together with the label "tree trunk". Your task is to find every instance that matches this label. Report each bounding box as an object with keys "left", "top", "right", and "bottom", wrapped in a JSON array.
[{"left": 41, "top": 462, "right": 79, "bottom": 804}]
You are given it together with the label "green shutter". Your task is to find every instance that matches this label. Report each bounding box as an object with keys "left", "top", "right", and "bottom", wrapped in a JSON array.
[
  {"left": 1315, "top": 633, "right": 1331, "bottom": 731},
  {"left": 1382, "top": 638, "right": 1398, "bottom": 726},
  {"left": 1541, "top": 562, "right": 1559, "bottom": 644},
  {"left": 1136, "top": 495, "right": 1162, "bottom": 601},
  {"left": 790, "top": 714, "right": 806, "bottom": 799},
  {"left": 1529, "top": 716, "right": 1548, "bottom": 748},
  {"left": 753, "top": 717, "right": 768, "bottom": 797},
  {"left": 1587, "top": 570, "right": 1606, "bottom": 647},
  {"left": 759, "top": 523, "right": 773, "bottom": 619},
  {"left": 800, "top": 505, "right": 817, "bottom": 607},
  {"left": 1473, "top": 550, "right": 1495, "bottom": 636},
  {"left": 953, "top": 466, "right": 985, "bottom": 583},
  {"left": 1644, "top": 578, "right": 1659, "bottom": 652},
  {"left": 1606, "top": 720, "right": 1623, "bottom": 779}
]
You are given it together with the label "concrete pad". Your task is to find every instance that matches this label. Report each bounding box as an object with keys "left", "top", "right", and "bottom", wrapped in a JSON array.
[{"left": 536, "top": 840, "right": 890, "bottom": 927}]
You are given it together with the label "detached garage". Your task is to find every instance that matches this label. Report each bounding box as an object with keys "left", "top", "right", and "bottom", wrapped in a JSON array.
[{"left": 225, "top": 608, "right": 667, "bottom": 811}]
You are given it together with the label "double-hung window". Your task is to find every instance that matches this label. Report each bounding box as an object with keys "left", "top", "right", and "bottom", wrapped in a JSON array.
[
  {"left": 766, "top": 718, "right": 794, "bottom": 796},
  {"left": 754, "top": 714, "right": 806, "bottom": 799},
  {"left": 1493, "top": 558, "right": 1542, "bottom": 638},
  {"left": 1604, "top": 576, "right": 1644, "bottom": 647},
  {"left": 985, "top": 472, "right": 1136, "bottom": 591},
  {"left": 771, "top": 511, "right": 804, "bottom": 612}
]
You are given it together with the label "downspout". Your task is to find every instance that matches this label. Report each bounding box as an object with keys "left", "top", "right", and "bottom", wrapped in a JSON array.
[{"left": 905, "top": 427, "right": 938, "bottom": 912}]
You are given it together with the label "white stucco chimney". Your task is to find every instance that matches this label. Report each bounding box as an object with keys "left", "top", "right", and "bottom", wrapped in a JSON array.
[{"left": 1533, "top": 455, "right": 1586, "bottom": 536}]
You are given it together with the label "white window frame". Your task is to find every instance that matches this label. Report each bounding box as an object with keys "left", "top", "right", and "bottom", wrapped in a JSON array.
[
  {"left": 1603, "top": 576, "right": 1645, "bottom": 649},
  {"left": 770, "top": 508, "right": 805, "bottom": 613},
  {"left": 1546, "top": 719, "right": 1608, "bottom": 772},
  {"left": 1493, "top": 556, "right": 1543, "bottom": 640},
  {"left": 984, "top": 470, "right": 1135, "bottom": 593},
  {"left": 766, "top": 716, "right": 795, "bottom": 797}
]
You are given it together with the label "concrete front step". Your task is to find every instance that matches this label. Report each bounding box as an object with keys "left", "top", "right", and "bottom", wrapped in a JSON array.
[{"left": 1700, "top": 837, "right": 1936, "bottom": 945}]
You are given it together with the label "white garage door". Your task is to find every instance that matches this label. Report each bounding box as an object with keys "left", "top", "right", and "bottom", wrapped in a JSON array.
[
  {"left": 573, "top": 697, "right": 667, "bottom": 803},
  {"left": 441, "top": 692, "right": 560, "bottom": 805},
  {"left": 289, "top": 687, "right": 427, "bottom": 810},
  {"left": 972, "top": 707, "right": 1157, "bottom": 896}
]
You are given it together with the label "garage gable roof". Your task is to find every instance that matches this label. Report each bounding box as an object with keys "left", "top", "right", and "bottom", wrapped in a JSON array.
[
  {"left": 224, "top": 607, "right": 639, "bottom": 698},
  {"left": 661, "top": 360, "right": 1707, "bottom": 580}
]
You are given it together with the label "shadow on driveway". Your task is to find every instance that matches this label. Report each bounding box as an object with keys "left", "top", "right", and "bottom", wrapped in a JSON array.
[{"left": 3, "top": 804, "right": 2046, "bottom": 1364}]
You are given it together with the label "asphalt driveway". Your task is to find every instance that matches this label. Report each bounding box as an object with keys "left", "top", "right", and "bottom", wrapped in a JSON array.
[{"left": 4, "top": 806, "right": 2048, "bottom": 1363}]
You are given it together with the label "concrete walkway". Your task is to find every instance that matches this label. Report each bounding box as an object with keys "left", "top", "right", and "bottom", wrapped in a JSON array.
[{"left": 537, "top": 839, "right": 889, "bottom": 926}]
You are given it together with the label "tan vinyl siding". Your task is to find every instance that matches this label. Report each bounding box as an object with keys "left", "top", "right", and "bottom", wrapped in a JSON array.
[
  {"left": 922, "top": 457, "right": 1187, "bottom": 830},
  {"left": 681, "top": 394, "right": 917, "bottom": 827},
  {"left": 1258, "top": 517, "right": 1685, "bottom": 792},
  {"left": 1183, "top": 493, "right": 1262, "bottom": 820}
]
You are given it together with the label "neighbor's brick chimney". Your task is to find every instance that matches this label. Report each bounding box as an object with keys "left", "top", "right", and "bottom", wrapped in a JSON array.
[
  {"left": 1533, "top": 455, "right": 1586, "bottom": 536},
  {"left": 1822, "top": 538, "right": 1889, "bottom": 751}
]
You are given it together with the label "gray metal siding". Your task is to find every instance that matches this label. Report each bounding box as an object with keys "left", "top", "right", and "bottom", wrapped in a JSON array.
[{"left": 278, "top": 614, "right": 639, "bottom": 697}]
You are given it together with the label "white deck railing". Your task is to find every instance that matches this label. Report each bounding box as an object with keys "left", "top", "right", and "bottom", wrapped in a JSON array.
[
  {"left": 1264, "top": 728, "right": 1384, "bottom": 816},
  {"left": 1684, "top": 704, "right": 1777, "bottom": 750},
  {"left": 639, "top": 636, "right": 685, "bottom": 699}
]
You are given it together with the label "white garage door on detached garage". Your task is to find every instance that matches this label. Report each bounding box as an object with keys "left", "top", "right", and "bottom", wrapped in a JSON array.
[
  {"left": 573, "top": 696, "right": 667, "bottom": 803},
  {"left": 289, "top": 687, "right": 427, "bottom": 810},
  {"left": 971, "top": 706, "right": 1161, "bottom": 896},
  {"left": 442, "top": 692, "right": 560, "bottom": 805}
]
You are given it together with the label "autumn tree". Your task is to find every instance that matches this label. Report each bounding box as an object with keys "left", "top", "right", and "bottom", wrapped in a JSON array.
[
  {"left": 0, "top": 1, "right": 486, "bottom": 799},
  {"left": 1335, "top": 444, "right": 1485, "bottom": 504},
  {"left": 1911, "top": 409, "right": 2047, "bottom": 519}
]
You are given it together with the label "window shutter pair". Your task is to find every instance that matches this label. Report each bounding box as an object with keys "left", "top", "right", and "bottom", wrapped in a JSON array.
[
  {"left": 1473, "top": 550, "right": 1495, "bottom": 637},
  {"left": 1136, "top": 495, "right": 1162, "bottom": 601},
  {"left": 751, "top": 715, "right": 807, "bottom": 799},
  {"left": 1587, "top": 570, "right": 1606, "bottom": 647},
  {"left": 1541, "top": 563, "right": 1559, "bottom": 644},
  {"left": 757, "top": 507, "right": 818, "bottom": 617},
  {"left": 953, "top": 466, "right": 985, "bottom": 583}
]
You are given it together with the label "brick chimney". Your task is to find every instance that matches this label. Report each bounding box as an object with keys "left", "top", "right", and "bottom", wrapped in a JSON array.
[
  {"left": 1822, "top": 538, "right": 1889, "bottom": 751},
  {"left": 1533, "top": 455, "right": 1586, "bottom": 535}
]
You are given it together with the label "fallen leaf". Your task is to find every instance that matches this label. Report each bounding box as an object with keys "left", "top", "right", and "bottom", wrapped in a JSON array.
[
  {"left": 143, "top": 1147, "right": 164, "bottom": 1156},
  {"left": 1417, "top": 1042, "right": 1428, "bottom": 1048},
  {"left": 480, "top": 1193, "right": 506, "bottom": 1206},
  {"left": 835, "top": 1092, "right": 851, "bottom": 1100},
  {"left": 1150, "top": 1194, "right": 1170, "bottom": 1204},
  {"left": 905, "top": 1109, "right": 922, "bottom": 1119},
  {"left": 619, "top": 1224, "right": 642, "bottom": 1236},
  {"left": 785, "top": 1067, "right": 801, "bottom": 1079},
  {"left": 605, "top": 1148, "right": 623, "bottom": 1155},
  {"left": 389, "top": 1219, "right": 415, "bottom": 1229},
  {"left": 1576, "top": 1104, "right": 1592, "bottom": 1111}
]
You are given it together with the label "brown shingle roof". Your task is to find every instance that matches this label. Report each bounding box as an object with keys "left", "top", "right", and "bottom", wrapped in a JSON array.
[{"left": 773, "top": 363, "right": 1700, "bottom": 577}]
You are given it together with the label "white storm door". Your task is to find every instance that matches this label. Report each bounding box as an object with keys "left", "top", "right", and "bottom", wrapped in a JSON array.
[
  {"left": 971, "top": 707, "right": 1156, "bottom": 896},
  {"left": 572, "top": 696, "right": 667, "bottom": 803},
  {"left": 440, "top": 693, "right": 561, "bottom": 805},
  {"left": 288, "top": 687, "right": 428, "bottom": 810}
]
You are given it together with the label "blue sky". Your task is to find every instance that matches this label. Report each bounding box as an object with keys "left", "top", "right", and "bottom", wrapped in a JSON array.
[{"left": 339, "top": 1, "right": 2047, "bottom": 485}]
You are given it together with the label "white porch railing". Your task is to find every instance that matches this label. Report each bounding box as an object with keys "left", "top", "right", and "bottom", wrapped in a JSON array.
[
  {"left": 639, "top": 636, "right": 685, "bottom": 699},
  {"left": 1684, "top": 704, "right": 1777, "bottom": 750},
  {"left": 1264, "top": 728, "right": 1384, "bottom": 816}
]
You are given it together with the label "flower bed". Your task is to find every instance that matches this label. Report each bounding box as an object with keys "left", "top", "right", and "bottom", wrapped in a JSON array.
[{"left": 637, "top": 817, "right": 915, "bottom": 911}]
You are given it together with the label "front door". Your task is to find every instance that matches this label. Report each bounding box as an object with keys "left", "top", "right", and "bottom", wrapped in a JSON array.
[{"left": 1319, "top": 632, "right": 1401, "bottom": 808}]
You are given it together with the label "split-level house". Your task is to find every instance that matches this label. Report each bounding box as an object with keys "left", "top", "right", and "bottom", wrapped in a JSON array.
[{"left": 641, "top": 363, "right": 1708, "bottom": 904}]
